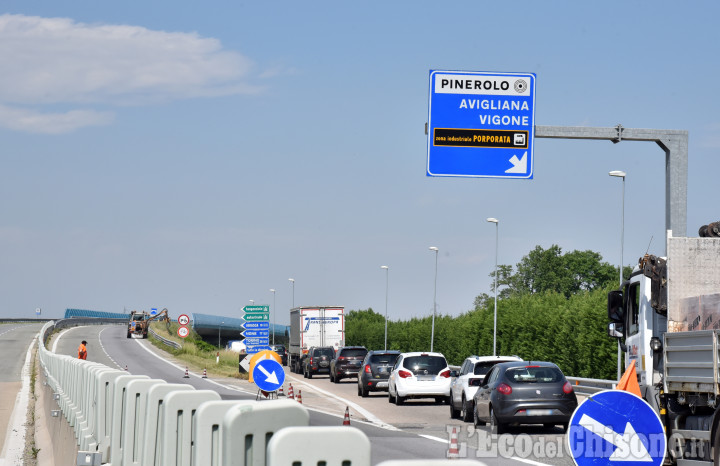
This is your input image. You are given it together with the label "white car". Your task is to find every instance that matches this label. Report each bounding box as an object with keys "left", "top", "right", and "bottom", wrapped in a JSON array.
[
  {"left": 388, "top": 352, "right": 451, "bottom": 405},
  {"left": 449, "top": 355, "right": 523, "bottom": 421}
]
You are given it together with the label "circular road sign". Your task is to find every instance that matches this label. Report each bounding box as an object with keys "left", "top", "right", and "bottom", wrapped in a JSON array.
[
  {"left": 177, "top": 326, "right": 190, "bottom": 338},
  {"left": 252, "top": 358, "right": 285, "bottom": 393},
  {"left": 178, "top": 314, "right": 190, "bottom": 326},
  {"left": 567, "top": 390, "right": 666, "bottom": 466}
]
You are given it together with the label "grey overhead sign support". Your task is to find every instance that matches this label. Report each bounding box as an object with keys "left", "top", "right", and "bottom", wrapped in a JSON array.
[{"left": 535, "top": 125, "right": 689, "bottom": 239}]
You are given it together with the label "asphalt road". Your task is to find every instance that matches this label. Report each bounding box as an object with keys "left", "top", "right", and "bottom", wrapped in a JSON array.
[
  {"left": 49, "top": 324, "right": 577, "bottom": 466},
  {"left": 0, "top": 322, "right": 43, "bottom": 461}
]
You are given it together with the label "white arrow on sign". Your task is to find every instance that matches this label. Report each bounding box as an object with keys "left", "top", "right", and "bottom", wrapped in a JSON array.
[
  {"left": 505, "top": 151, "right": 528, "bottom": 174},
  {"left": 256, "top": 363, "right": 279, "bottom": 385},
  {"left": 578, "top": 414, "right": 653, "bottom": 462}
]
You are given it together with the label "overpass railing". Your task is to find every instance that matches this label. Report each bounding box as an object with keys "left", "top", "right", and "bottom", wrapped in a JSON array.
[{"left": 37, "top": 320, "right": 483, "bottom": 465}]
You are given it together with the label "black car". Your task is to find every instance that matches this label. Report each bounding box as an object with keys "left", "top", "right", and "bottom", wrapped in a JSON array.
[
  {"left": 303, "top": 346, "right": 335, "bottom": 378},
  {"left": 357, "top": 350, "right": 401, "bottom": 397},
  {"left": 330, "top": 346, "right": 368, "bottom": 383},
  {"left": 472, "top": 361, "right": 577, "bottom": 433},
  {"left": 270, "top": 344, "right": 288, "bottom": 366}
]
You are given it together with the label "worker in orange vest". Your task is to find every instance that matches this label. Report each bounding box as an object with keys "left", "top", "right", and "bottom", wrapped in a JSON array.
[{"left": 78, "top": 340, "right": 88, "bottom": 360}]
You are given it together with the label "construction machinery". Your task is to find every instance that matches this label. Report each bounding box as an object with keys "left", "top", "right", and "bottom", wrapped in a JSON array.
[{"left": 127, "top": 308, "right": 170, "bottom": 339}]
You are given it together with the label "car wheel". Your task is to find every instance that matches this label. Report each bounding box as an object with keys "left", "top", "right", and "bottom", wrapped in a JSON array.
[
  {"left": 461, "top": 397, "right": 473, "bottom": 422},
  {"left": 357, "top": 384, "right": 362, "bottom": 396},
  {"left": 361, "top": 386, "right": 368, "bottom": 398},
  {"left": 490, "top": 406, "right": 504, "bottom": 435},
  {"left": 334, "top": 374, "right": 341, "bottom": 384},
  {"left": 473, "top": 405, "right": 486, "bottom": 427},
  {"left": 307, "top": 370, "right": 312, "bottom": 379},
  {"left": 449, "top": 398, "right": 460, "bottom": 419},
  {"left": 329, "top": 371, "right": 335, "bottom": 382},
  {"left": 395, "top": 393, "right": 404, "bottom": 405},
  {"left": 388, "top": 387, "right": 395, "bottom": 404},
  {"left": 303, "top": 367, "right": 308, "bottom": 378},
  {"left": 126, "top": 332, "right": 131, "bottom": 339}
]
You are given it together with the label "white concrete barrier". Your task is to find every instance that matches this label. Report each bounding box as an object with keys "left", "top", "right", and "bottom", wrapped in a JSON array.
[{"left": 266, "top": 426, "right": 371, "bottom": 466}]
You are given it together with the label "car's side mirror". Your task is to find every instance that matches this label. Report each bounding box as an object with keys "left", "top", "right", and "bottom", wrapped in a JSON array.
[
  {"left": 608, "top": 290, "right": 625, "bottom": 322},
  {"left": 450, "top": 370, "right": 458, "bottom": 378}
]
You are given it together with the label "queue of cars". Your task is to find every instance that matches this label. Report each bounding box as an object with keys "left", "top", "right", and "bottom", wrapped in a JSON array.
[{"left": 295, "top": 345, "right": 578, "bottom": 433}]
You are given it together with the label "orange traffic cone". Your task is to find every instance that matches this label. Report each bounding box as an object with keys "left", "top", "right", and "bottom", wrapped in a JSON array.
[
  {"left": 447, "top": 427, "right": 460, "bottom": 459},
  {"left": 343, "top": 406, "right": 351, "bottom": 426},
  {"left": 278, "top": 385, "right": 285, "bottom": 396},
  {"left": 288, "top": 384, "right": 294, "bottom": 400},
  {"left": 183, "top": 367, "right": 190, "bottom": 378},
  {"left": 202, "top": 368, "right": 207, "bottom": 378},
  {"left": 616, "top": 364, "right": 642, "bottom": 397},
  {"left": 297, "top": 390, "right": 302, "bottom": 404}
]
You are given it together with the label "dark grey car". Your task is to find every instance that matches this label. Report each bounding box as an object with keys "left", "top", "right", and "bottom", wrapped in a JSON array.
[
  {"left": 330, "top": 346, "right": 368, "bottom": 383},
  {"left": 357, "top": 350, "right": 401, "bottom": 397},
  {"left": 472, "top": 361, "right": 577, "bottom": 433},
  {"left": 303, "top": 346, "right": 335, "bottom": 378}
]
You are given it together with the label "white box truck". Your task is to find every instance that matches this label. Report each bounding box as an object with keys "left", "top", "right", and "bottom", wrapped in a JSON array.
[{"left": 288, "top": 306, "right": 344, "bottom": 374}]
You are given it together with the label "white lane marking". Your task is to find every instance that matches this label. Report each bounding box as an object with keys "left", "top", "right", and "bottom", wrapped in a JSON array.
[
  {"left": 0, "top": 335, "right": 38, "bottom": 466},
  {"left": 285, "top": 372, "right": 398, "bottom": 431},
  {"left": 0, "top": 325, "right": 26, "bottom": 338},
  {"left": 130, "top": 336, "right": 255, "bottom": 395},
  {"left": 419, "top": 434, "right": 448, "bottom": 443},
  {"left": 98, "top": 327, "right": 124, "bottom": 370},
  {"left": 511, "top": 457, "right": 552, "bottom": 466}
]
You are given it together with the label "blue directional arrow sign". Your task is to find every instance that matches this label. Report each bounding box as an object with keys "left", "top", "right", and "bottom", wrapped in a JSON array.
[
  {"left": 243, "top": 321, "right": 270, "bottom": 330},
  {"left": 427, "top": 70, "right": 536, "bottom": 179},
  {"left": 241, "top": 330, "right": 268, "bottom": 338},
  {"left": 253, "top": 358, "right": 285, "bottom": 392},
  {"left": 243, "top": 337, "right": 269, "bottom": 346},
  {"left": 567, "top": 390, "right": 666, "bottom": 466},
  {"left": 246, "top": 345, "right": 272, "bottom": 354}
]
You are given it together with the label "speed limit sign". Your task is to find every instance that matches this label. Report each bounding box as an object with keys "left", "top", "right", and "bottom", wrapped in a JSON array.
[
  {"left": 177, "top": 326, "right": 190, "bottom": 338},
  {"left": 178, "top": 314, "right": 190, "bottom": 326}
]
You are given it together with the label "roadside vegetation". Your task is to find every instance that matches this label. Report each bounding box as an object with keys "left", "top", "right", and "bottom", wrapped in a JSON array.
[
  {"left": 148, "top": 321, "right": 248, "bottom": 379},
  {"left": 346, "top": 245, "right": 631, "bottom": 380}
]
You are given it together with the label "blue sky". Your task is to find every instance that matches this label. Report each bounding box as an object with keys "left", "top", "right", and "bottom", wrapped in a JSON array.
[{"left": 1, "top": 2, "right": 718, "bottom": 325}]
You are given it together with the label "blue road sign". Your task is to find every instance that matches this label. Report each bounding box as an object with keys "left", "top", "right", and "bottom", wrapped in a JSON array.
[
  {"left": 241, "top": 330, "right": 269, "bottom": 338},
  {"left": 244, "top": 337, "right": 270, "bottom": 346},
  {"left": 567, "top": 390, "right": 666, "bottom": 466},
  {"left": 246, "top": 345, "right": 272, "bottom": 354},
  {"left": 253, "top": 358, "right": 285, "bottom": 392},
  {"left": 427, "top": 70, "right": 536, "bottom": 179},
  {"left": 243, "top": 321, "right": 270, "bottom": 330}
]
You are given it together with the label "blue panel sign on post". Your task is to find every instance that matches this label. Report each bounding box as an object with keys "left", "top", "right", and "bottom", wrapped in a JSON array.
[
  {"left": 253, "top": 358, "right": 285, "bottom": 392},
  {"left": 427, "top": 70, "right": 536, "bottom": 179},
  {"left": 567, "top": 390, "right": 666, "bottom": 466},
  {"left": 243, "top": 321, "right": 270, "bottom": 330}
]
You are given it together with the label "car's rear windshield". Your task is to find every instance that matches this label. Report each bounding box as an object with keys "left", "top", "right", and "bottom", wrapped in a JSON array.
[
  {"left": 505, "top": 366, "right": 564, "bottom": 383},
  {"left": 341, "top": 349, "right": 367, "bottom": 358},
  {"left": 369, "top": 353, "right": 399, "bottom": 365},
  {"left": 403, "top": 356, "right": 447, "bottom": 375},
  {"left": 313, "top": 348, "right": 334, "bottom": 358},
  {"left": 473, "top": 361, "right": 501, "bottom": 376}
]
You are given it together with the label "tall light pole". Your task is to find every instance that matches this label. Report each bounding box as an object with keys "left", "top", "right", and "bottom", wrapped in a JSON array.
[
  {"left": 429, "top": 247, "right": 439, "bottom": 352},
  {"left": 219, "top": 321, "right": 224, "bottom": 349},
  {"left": 381, "top": 265, "right": 389, "bottom": 350},
  {"left": 270, "top": 288, "right": 276, "bottom": 345},
  {"left": 609, "top": 170, "right": 626, "bottom": 380},
  {"left": 288, "top": 278, "right": 295, "bottom": 308},
  {"left": 487, "top": 218, "right": 499, "bottom": 357}
]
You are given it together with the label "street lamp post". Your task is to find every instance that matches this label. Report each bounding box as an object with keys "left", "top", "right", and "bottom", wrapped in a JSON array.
[
  {"left": 288, "top": 278, "right": 295, "bottom": 308},
  {"left": 429, "top": 247, "right": 439, "bottom": 352},
  {"left": 270, "top": 289, "right": 276, "bottom": 345},
  {"left": 218, "top": 321, "right": 224, "bottom": 349},
  {"left": 381, "top": 265, "right": 389, "bottom": 350},
  {"left": 487, "top": 218, "right": 499, "bottom": 357},
  {"left": 610, "top": 170, "right": 626, "bottom": 380}
]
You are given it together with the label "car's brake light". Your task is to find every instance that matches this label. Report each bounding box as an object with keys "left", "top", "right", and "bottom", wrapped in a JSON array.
[
  {"left": 398, "top": 369, "right": 412, "bottom": 378},
  {"left": 497, "top": 383, "right": 512, "bottom": 395},
  {"left": 563, "top": 381, "right": 574, "bottom": 394},
  {"left": 525, "top": 365, "right": 541, "bottom": 368},
  {"left": 339, "top": 356, "right": 346, "bottom": 361},
  {"left": 439, "top": 369, "right": 451, "bottom": 378},
  {"left": 364, "top": 365, "right": 371, "bottom": 373},
  {"left": 309, "top": 357, "right": 314, "bottom": 365}
]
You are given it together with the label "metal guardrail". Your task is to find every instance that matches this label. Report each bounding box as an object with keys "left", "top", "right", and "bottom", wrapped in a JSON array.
[
  {"left": 566, "top": 376, "right": 617, "bottom": 395},
  {"left": 148, "top": 327, "right": 182, "bottom": 350}
]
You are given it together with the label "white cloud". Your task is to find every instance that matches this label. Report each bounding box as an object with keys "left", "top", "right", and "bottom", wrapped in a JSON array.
[
  {"left": 0, "top": 14, "right": 262, "bottom": 133},
  {"left": 0, "top": 104, "right": 114, "bottom": 134}
]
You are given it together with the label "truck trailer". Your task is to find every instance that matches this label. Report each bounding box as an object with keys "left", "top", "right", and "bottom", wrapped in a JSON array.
[
  {"left": 288, "top": 306, "right": 344, "bottom": 374},
  {"left": 607, "top": 228, "right": 720, "bottom": 465}
]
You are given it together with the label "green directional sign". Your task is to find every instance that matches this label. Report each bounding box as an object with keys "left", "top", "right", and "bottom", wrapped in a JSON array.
[
  {"left": 243, "top": 305, "right": 269, "bottom": 314},
  {"left": 244, "top": 313, "right": 269, "bottom": 321}
]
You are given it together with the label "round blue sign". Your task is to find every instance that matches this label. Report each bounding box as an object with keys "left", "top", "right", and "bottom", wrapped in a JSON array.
[
  {"left": 252, "top": 358, "right": 285, "bottom": 392},
  {"left": 567, "top": 390, "right": 666, "bottom": 466}
]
